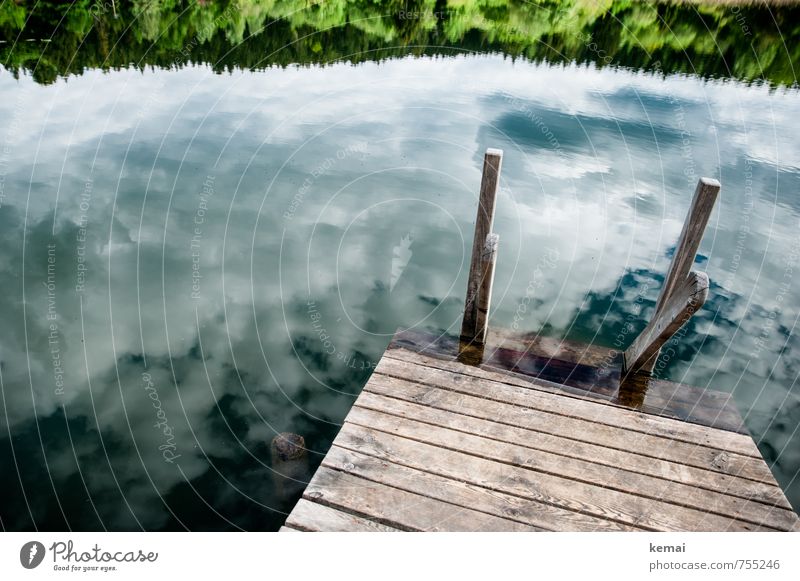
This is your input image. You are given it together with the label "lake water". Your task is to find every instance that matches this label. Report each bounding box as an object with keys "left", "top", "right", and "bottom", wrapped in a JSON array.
[{"left": 1, "top": 1, "right": 799, "bottom": 530}]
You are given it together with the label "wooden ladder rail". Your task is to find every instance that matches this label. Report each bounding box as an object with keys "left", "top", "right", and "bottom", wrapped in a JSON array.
[
  {"left": 459, "top": 148, "right": 503, "bottom": 361},
  {"left": 623, "top": 177, "right": 721, "bottom": 377}
]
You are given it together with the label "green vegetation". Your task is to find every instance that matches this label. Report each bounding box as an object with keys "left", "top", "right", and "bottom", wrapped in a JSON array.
[{"left": 1, "top": 0, "right": 797, "bottom": 86}]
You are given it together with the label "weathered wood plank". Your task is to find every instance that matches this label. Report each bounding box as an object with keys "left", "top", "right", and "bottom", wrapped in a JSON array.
[
  {"left": 624, "top": 271, "right": 709, "bottom": 376},
  {"left": 334, "top": 422, "right": 781, "bottom": 531},
  {"left": 390, "top": 329, "right": 746, "bottom": 433},
  {"left": 460, "top": 148, "right": 503, "bottom": 348},
  {"left": 304, "top": 467, "right": 536, "bottom": 531},
  {"left": 322, "top": 445, "right": 639, "bottom": 531},
  {"left": 352, "top": 390, "right": 790, "bottom": 508},
  {"left": 345, "top": 405, "right": 797, "bottom": 527},
  {"left": 285, "top": 498, "right": 399, "bottom": 532},
  {"left": 375, "top": 352, "right": 761, "bottom": 459},
  {"left": 396, "top": 327, "right": 739, "bottom": 412},
  {"left": 364, "top": 373, "right": 776, "bottom": 484}
]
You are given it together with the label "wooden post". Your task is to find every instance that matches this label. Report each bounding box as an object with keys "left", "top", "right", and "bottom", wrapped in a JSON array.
[
  {"left": 633, "top": 177, "right": 720, "bottom": 374},
  {"left": 460, "top": 148, "right": 503, "bottom": 350},
  {"left": 474, "top": 233, "right": 499, "bottom": 345}
]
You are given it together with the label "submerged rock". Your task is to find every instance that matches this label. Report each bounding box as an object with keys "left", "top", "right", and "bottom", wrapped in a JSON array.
[{"left": 271, "top": 432, "right": 306, "bottom": 462}]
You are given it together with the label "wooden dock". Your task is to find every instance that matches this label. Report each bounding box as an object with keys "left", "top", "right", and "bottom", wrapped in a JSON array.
[
  {"left": 281, "top": 330, "right": 799, "bottom": 532},
  {"left": 281, "top": 148, "right": 799, "bottom": 532}
]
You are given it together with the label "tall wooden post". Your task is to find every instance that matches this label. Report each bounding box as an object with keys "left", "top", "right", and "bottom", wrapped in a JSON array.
[
  {"left": 460, "top": 148, "right": 503, "bottom": 352},
  {"left": 623, "top": 177, "right": 720, "bottom": 376}
]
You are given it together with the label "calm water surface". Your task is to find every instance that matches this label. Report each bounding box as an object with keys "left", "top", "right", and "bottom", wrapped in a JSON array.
[{"left": 1, "top": 2, "right": 799, "bottom": 530}]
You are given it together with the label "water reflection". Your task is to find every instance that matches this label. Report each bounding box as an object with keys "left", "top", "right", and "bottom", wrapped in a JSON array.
[{"left": 1, "top": 53, "right": 799, "bottom": 529}]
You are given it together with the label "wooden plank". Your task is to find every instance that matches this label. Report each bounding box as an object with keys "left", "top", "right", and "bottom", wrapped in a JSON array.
[
  {"left": 460, "top": 148, "right": 503, "bottom": 347},
  {"left": 344, "top": 405, "right": 797, "bottom": 527},
  {"left": 387, "top": 338, "right": 730, "bottom": 422},
  {"left": 322, "top": 445, "right": 640, "bottom": 531},
  {"left": 303, "top": 467, "right": 535, "bottom": 531},
  {"left": 395, "top": 327, "right": 739, "bottom": 415},
  {"left": 642, "top": 177, "right": 720, "bottom": 372},
  {"left": 364, "top": 373, "right": 776, "bottom": 484},
  {"left": 285, "top": 498, "right": 399, "bottom": 532},
  {"left": 624, "top": 271, "right": 709, "bottom": 376},
  {"left": 393, "top": 328, "right": 622, "bottom": 398},
  {"left": 334, "top": 422, "right": 782, "bottom": 531},
  {"left": 638, "top": 377, "right": 744, "bottom": 433},
  {"left": 352, "top": 390, "right": 790, "bottom": 508},
  {"left": 375, "top": 352, "right": 761, "bottom": 459},
  {"left": 390, "top": 329, "right": 747, "bottom": 434},
  {"left": 383, "top": 346, "right": 753, "bottom": 454}
]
